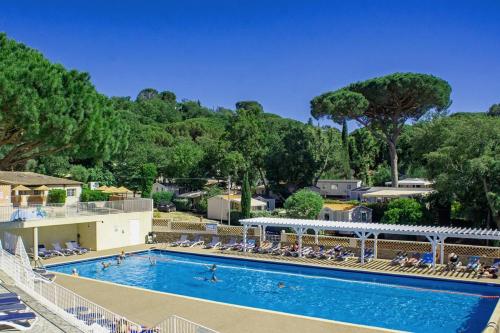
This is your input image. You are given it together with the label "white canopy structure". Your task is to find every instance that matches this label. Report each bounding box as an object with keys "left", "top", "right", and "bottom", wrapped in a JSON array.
[{"left": 239, "top": 217, "right": 500, "bottom": 268}]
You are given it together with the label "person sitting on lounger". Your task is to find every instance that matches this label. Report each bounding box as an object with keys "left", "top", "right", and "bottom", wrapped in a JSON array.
[
  {"left": 101, "top": 262, "right": 111, "bottom": 270},
  {"left": 479, "top": 266, "right": 498, "bottom": 279},
  {"left": 401, "top": 253, "right": 420, "bottom": 267},
  {"left": 446, "top": 253, "right": 461, "bottom": 271},
  {"left": 72, "top": 268, "right": 79, "bottom": 276}
]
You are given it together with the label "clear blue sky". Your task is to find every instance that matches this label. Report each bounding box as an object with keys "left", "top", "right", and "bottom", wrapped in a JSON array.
[{"left": 1, "top": 0, "right": 499, "bottom": 122}]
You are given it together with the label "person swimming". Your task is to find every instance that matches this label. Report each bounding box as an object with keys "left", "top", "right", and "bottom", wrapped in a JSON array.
[
  {"left": 207, "top": 264, "right": 217, "bottom": 272},
  {"left": 119, "top": 250, "right": 126, "bottom": 260},
  {"left": 210, "top": 272, "right": 218, "bottom": 282},
  {"left": 116, "top": 257, "right": 122, "bottom": 265},
  {"left": 101, "top": 262, "right": 111, "bottom": 270},
  {"left": 149, "top": 256, "right": 157, "bottom": 265},
  {"left": 277, "top": 282, "right": 285, "bottom": 288},
  {"left": 72, "top": 268, "right": 79, "bottom": 276}
]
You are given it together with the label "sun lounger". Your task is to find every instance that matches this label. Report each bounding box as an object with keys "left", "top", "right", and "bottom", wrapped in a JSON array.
[
  {"left": 65, "top": 242, "right": 88, "bottom": 255},
  {"left": 181, "top": 235, "right": 204, "bottom": 248},
  {"left": 220, "top": 237, "right": 238, "bottom": 250},
  {"left": 69, "top": 241, "right": 90, "bottom": 253},
  {"left": 0, "top": 302, "right": 27, "bottom": 312},
  {"left": 203, "top": 236, "right": 221, "bottom": 249},
  {"left": 37, "top": 244, "right": 56, "bottom": 258},
  {"left": 0, "top": 311, "right": 38, "bottom": 331},
  {"left": 260, "top": 242, "right": 278, "bottom": 254},
  {"left": 462, "top": 256, "right": 481, "bottom": 272},
  {"left": 401, "top": 253, "right": 421, "bottom": 267},
  {"left": 238, "top": 239, "right": 256, "bottom": 252},
  {"left": 0, "top": 297, "right": 22, "bottom": 305},
  {"left": 52, "top": 242, "right": 75, "bottom": 255},
  {"left": 418, "top": 252, "right": 434, "bottom": 268},
  {"left": 0, "top": 292, "right": 18, "bottom": 299},
  {"left": 269, "top": 243, "right": 282, "bottom": 255},
  {"left": 255, "top": 241, "right": 272, "bottom": 253},
  {"left": 358, "top": 249, "right": 374, "bottom": 263},
  {"left": 170, "top": 235, "right": 189, "bottom": 247},
  {"left": 492, "top": 258, "right": 500, "bottom": 269},
  {"left": 445, "top": 255, "right": 462, "bottom": 271},
  {"left": 390, "top": 252, "right": 407, "bottom": 266}
]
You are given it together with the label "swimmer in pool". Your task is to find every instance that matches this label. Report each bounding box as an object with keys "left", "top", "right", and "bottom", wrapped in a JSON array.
[
  {"left": 206, "top": 264, "right": 217, "bottom": 272},
  {"left": 72, "top": 268, "right": 79, "bottom": 276},
  {"left": 278, "top": 282, "right": 285, "bottom": 288},
  {"left": 149, "top": 256, "right": 157, "bottom": 265},
  {"left": 116, "top": 257, "right": 122, "bottom": 265},
  {"left": 101, "top": 262, "right": 111, "bottom": 270},
  {"left": 210, "top": 272, "right": 218, "bottom": 282}
]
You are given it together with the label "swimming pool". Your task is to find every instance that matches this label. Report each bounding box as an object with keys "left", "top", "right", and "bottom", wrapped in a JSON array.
[{"left": 49, "top": 250, "right": 500, "bottom": 332}]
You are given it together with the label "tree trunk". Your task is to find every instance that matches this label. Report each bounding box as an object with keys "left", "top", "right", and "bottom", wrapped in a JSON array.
[{"left": 387, "top": 141, "right": 399, "bottom": 187}]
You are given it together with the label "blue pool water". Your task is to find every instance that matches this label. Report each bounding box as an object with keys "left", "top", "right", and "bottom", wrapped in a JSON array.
[{"left": 49, "top": 250, "right": 500, "bottom": 332}]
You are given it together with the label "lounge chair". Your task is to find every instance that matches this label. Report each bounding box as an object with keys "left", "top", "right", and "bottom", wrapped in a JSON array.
[
  {"left": 36, "top": 244, "right": 56, "bottom": 258},
  {"left": 203, "top": 236, "right": 221, "bottom": 249},
  {"left": 65, "top": 242, "right": 88, "bottom": 255},
  {"left": 52, "top": 242, "right": 75, "bottom": 256},
  {"left": 0, "top": 302, "right": 26, "bottom": 312},
  {"left": 269, "top": 243, "right": 282, "bottom": 255},
  {"left": 492, "top": 258, "right": 500, "bottom": 269},
  {"left": 418, "top": 252, "right": 434, "bottom": 268},
  {"left": 181, "top": 235, "right": 204, "bottom": 247},
  {"left": 254, "top": 241, "right": 272, "bottom": 253},
  {"left": 69, "top": 241, "right": 90, "bottom": 253},
  {"left": 0, "top": 312, "right": 38, "bottom": 331},
  {"left": 0, "top": 292, "right": 18, "bottom": 299},
  {"left": 390, "top": 252, "right": 408, "bottom": 266},
  {"left": 238, "top": 239, "right": 256, "bottom": 252},
  {"left": 401, "top": 253, "right": 421, "bottom": 267},
  {"left": 462, "top": 256, "right": 481, "bottom": 272},
  {"left": 358, "top": 249, "right": 374, "bottom": 263},
  {"left": 261, "top": 242, "right": 279, "bottom": 254},
  {"left": 170, "top": 235, "right": 189, "bottom": 247},
  {"left": 220, "top": 238, "right": 239, "bottom": 250}
]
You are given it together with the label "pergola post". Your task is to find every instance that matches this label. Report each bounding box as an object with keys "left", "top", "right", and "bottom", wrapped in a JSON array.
[
  {"left": 373, "top": 233, "right": 379, "bottom": 259},
  {"left": 262, "top": 226, "right": 267, "bottom": 242},
  {"left": 425, "top": 235, "right": 439, "bottom": 269},
  {"left": 243, "top": 224, "right": 248, "bottom": 253},
  {"left": 438, "top": 235, "right": 447, "bottom": 265},
  {"left": 295, "top": 227, "right": 304, "bottom": 257},
  {"left": 33, "top": 227, "right": 39, "bottom": 261},
  {"left": 354, "top": 231, "right": 372, "bottom": 264},
  {"left": 314, "top": 229, "right": 319, "bottom": 245}
]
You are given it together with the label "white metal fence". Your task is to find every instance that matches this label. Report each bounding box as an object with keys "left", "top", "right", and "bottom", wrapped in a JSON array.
[
  {"left": 0, "top": 198, "right": 153, "bottom": 223},
  {"left": 0, "top": 237, "right": 218, "bottom": 333}
]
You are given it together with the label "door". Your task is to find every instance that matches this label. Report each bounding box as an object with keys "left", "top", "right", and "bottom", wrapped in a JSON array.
[{"left": 129, "top": 220, "right": 141, "bottom": 245}]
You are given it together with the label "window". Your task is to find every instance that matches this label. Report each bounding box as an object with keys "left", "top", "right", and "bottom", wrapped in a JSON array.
[
  {"left": 324, "top": 214, "right": 330, "bottom": 220},
  {"left": 361, "top": 212, "right": 367, "bottom": 222},
  {"left": 330, "top": 184, "right": 338, "bottom": 190},
  {"left": 347, "top": 184, "right": 351, "bottom": 190},
  {"left": 66, "top": 188, "right": 76, "bottom": 197}
]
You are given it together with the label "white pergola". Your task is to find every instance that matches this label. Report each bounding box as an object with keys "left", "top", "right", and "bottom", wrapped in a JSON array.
[{"left": 240, "top": 217, "right": 500, "bottom": 268}]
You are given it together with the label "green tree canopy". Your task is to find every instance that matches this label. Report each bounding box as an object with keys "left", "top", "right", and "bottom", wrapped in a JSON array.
[
  {"left": 381, "top": 198, "right": 423, "bottom": 225},
  {"left": 284, "top": 189, "right": 324, "bottom": 219},
  {"left": 0, "top": 33, "right": 127, "bottom": 169},
  {"left": 311, "top": 73, "right": 451, "bottom": 187}
]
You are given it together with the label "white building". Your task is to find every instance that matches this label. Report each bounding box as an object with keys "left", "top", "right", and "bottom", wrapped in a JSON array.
[
  {"left": 349, "top": 186, "right": 434, "bottom": 203},
  {"left": 316, "top": 179, "right": 362, "bottom": 197},
  {"left": 207, "top": 195, "right": 267, "bottom": 221},
  {"left": 254, "top": 196, "right": 276, "bottom": 211},
  {"left": 152, "top": 182, "right": 180, "bottom": 195},
  {"left": 319, "top": 203, "right": 372, "bottom": 222},
  {"left": 384, "top": 178, "right": 434, "bottom": 188}
]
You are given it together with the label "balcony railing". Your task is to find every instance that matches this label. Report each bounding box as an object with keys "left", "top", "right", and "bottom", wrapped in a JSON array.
[{"left": 0, "top": 198, "right": 153, "bottom": 223}]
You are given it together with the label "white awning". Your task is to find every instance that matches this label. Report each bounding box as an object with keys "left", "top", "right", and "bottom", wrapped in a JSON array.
[{"left": 239, "top": 217, "right": 500, "bottom": 240}]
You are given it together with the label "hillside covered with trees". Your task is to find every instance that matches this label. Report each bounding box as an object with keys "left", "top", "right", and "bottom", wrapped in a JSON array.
[{"left": 1, "top": 33, "right": 498, "bottom": 229}]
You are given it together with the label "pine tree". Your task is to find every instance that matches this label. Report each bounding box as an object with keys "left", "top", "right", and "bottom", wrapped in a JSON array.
[{"left": 241, "top": 172, "right": 251, "bottom": 219}]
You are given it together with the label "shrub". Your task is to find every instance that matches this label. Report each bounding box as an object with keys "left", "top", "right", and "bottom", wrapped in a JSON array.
[
  {"left": 365, "top": 202, "right": 388, "bottom": 222},
  {"left": 284, "top": 189, "right": 324, "bottom": 219},
  {"left": 47, "top": 189, "right": 66, "bottom": 204},
  {"left": 80, "top": 188, "right": 110, "bottom": 202},
  {"left": 173, "top": 198, "right": 190, "bottom": 211},
  {"left": 152, "top": 191, "right": 174, "bottom": 206},
  {"left": 250, "top": 210, "right": 273, "bottom": 218},
  {"left": 381, "top": 198, "right": 423, "bottom": 225}
]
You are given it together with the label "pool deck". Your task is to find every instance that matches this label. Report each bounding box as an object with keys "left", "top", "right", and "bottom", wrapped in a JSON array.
[{"left": 41, "top": 244, "right": 500, "bottom": 333}]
